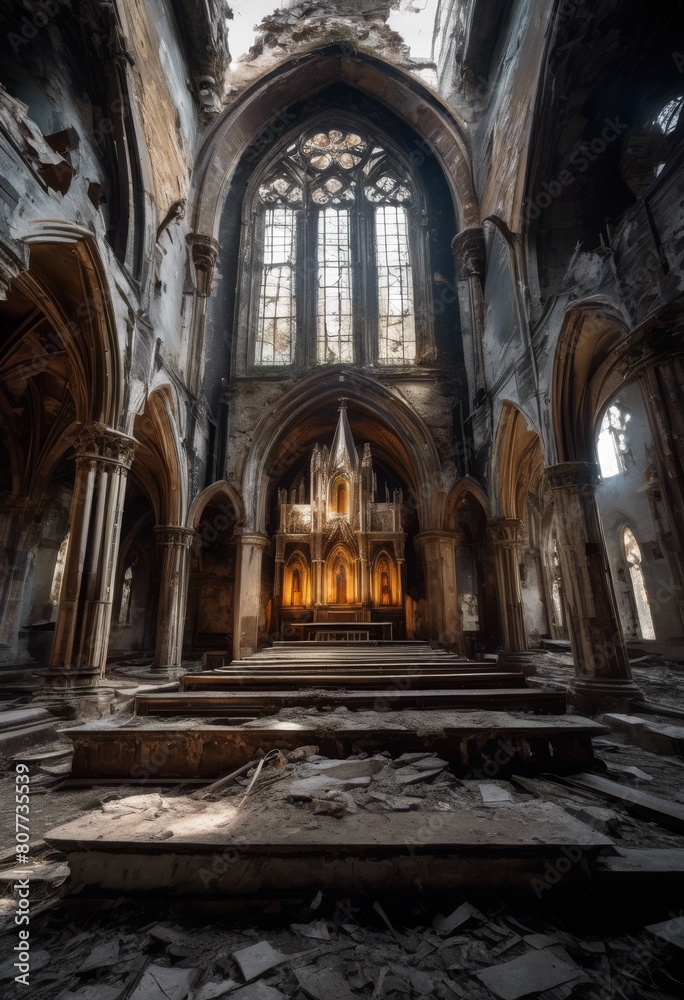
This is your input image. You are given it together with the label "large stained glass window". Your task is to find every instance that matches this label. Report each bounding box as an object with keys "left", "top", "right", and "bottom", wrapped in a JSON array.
[{"left": 249, "top": 124, "right": 422, "bottom": 368}]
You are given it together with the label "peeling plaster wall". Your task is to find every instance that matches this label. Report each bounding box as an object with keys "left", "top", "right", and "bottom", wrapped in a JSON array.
[{"left": 470, "top": 0, "right": 553, "bottom": 229}]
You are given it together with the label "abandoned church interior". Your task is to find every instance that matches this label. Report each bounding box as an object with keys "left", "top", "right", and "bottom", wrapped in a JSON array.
[{"left": 1, "top": 0, "right": 684, "bottom": 997}]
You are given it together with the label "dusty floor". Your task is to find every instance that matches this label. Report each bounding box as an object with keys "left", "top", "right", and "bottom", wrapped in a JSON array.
[{"left": 1, "top": 648, "right": 684, "bottom": 998}]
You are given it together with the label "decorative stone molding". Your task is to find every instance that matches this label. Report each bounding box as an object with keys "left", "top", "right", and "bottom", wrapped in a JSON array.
[
  {"left": 545, "top": 462, "right": 601, "bottom": 492},
  {"left": 487, "top": 517, "right": 524, "bottom": 548},
  {"left": 451, "top": 227, "right": 486, "bottom": 280},
  {"left": 186, "top": 233, "right": 220, "bottom": 296},
  {"left": 154, "top": 525, "right": 196, "bottom": 548},
  {"left": 67, "top": 423, "right": 138, "bottom": 469}
]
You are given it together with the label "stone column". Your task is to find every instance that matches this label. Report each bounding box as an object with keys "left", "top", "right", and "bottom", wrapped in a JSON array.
[
  {"left": 43, "top": 424, "right": 137, "bottom": 693},
  {"left": 640, "top": 362, "right": 684, "bottom": 629},
  {"left": 452, "top": 228, "right": 486, "bottom": 400},
  {"left": 233, "top": 532, "right": 270, "bottom": 660},
  {"left": 186, "top": 233, "right": 219, "bottom": 398},
  {"left": 488, "top": 518, "right": 527, "bottom": 653},
  {"left": 153, "top": 526, "right": 195, "bottom": 674},
  {"left": 414, "top": 531, "right": 460, "bottom": 648},
  {"left": 0, "top": 496, "right": 34, "bottom": 662},
  {"left": 545, "top": 462, "right": 642, "bottom": 709}
]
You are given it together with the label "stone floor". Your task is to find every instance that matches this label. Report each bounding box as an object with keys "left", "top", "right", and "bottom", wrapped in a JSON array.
[{"left": 1, "top": 645, "right": 684, "bottom": 997}]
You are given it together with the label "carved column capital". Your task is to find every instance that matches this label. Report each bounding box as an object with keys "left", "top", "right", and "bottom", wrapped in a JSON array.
[
  {"left": 545, "top": 462, "right": 601, "bottom": 492},
  {"left": 451, "top": 227, "right": 486, "bottom": 280},
  {"left": 186, "top": 233, "right": 220, "bottom": 296},
  {"left": 68, "top": 423, "right": 138, "bottom": 469},
  {"left": 154, "top": 525, "right": 196, "bottom": 548},
  {"left": 235, "top": 530, "right": 271, "bottom": 550},
  {"left": 487, "top": 517, "right": 524, "bottom": 548}
]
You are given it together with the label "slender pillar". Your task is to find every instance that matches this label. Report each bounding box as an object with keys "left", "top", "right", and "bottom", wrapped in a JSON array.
[
  {"left": 640, "top": 362, "right": 684, "bottom": 629},
  {"left": 452, "top": 228, "right": 486, "bottom": 400},
  {"left": 0, "top": 496, "right": 35, "bottom": 661},
  {"left": 186, "top": 233, "right": 219, "bottom": 398},
  {"left": 233, "top": 532, "right": 270, "bottom": 659},
  {"left": 545, "top": 462, "right": 642, "bottom": 708},
  {"left": 488, "top": 518, "right": 527, "bottom": 653},
  {"left": 414, "top": 530, "right": 461, "bottom": 648},
  {"left": 153, "top": 526, "right": 195, "bottom": 673},
  {"left": 43, "top": 424, "right": 137, "bottom": 693}
]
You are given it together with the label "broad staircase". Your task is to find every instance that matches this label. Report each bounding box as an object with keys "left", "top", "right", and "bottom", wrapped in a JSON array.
[
  {"left": 46, "top": 639, "right": 613, "bottom": 897},
  {"left": 134, "top": 640, "right": 566, "bottom": 716}
]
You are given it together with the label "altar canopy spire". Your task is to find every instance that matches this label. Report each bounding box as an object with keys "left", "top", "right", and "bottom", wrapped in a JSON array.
[{"left": 330, "top": 398, "right": 358, "bottom": 472}]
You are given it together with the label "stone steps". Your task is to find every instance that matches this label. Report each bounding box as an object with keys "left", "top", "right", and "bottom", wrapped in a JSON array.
[
  {"left": 135, "top": 687, "right": 566, "bottom": 715},
  {"left": 182, "top": 671, "right": 527, "bottom": 691},
  {"left": 44, "top": 795, "right": 613, "bottom": 896},
  {"left": 63, "top": 711, "right": 605, "bottom": 780}
]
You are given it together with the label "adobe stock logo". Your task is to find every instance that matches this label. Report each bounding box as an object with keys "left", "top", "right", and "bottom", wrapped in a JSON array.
[{"left": 525, "top": 116, "right": 629, "bottom": 221}]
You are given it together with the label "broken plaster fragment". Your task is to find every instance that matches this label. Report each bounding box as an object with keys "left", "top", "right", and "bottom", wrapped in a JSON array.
[
  {"left": 433, "top": 902, "right": 485, "bottom": 935},
  {"left": 296, "top": 965, "right": 357, "bottom": 1000},
  {"left": 232, "top": 941, "right": 287, "bottom": 981}
]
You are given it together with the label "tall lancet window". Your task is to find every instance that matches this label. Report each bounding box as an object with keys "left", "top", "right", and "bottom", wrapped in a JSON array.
[{"left": 243, "top": 122, "right": 426, "bottom": 369}]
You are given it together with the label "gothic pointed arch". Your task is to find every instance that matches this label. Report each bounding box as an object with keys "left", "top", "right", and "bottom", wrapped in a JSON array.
[
  {"left": 189, "top": 480, "right": 246, "bottom": 532},
  {"left": 191, "top": 46, "right": 477, "bottom": 242},
  {"left": 283, "top": 550, "right": 311, "bottom": 608},
  {"left": 241, "top": 369, "right": 444, "bottom": 533},
  {"left": 131, "top": 387, "right": 188, "bottom": 526},
  {"left": 326, "top": 543, "right": 355, "bottom": 605}
]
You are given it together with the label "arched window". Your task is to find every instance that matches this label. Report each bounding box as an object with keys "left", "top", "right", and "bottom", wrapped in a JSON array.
[
  {"left": 49, "top": 534, "right": 69, "bottom": 606},
  {"left": 119, "top": 554, "right": 138, "bottom": 625},
  {"left": 332, "top": 478, "right": 349, "bottom": 515},
  {"left": 245, "top": 122, "right": 425, "bottom": 369},
  {"left": 597, "top": 402, "right": 633, "bottom": 478},
  {"left": 621, "top": 527, "right": 656, "bottom": 640}
]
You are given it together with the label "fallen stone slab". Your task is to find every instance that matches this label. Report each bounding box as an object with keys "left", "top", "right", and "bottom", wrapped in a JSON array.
[
  {"left": 433, "top": 902, "right": 485, "bottom": 935},
  {"left": 78, "top": 939, "right": 121, "bottom": 972},
  {"left": 232, "top": 942, "right": 287, "bottom": 981},
  {"left": 475, "top": 949, "right": 586, "bottom": 999},
  {"left": 601, "top": 713, "right": 684, "bottom": 755},
  {"left": 645, "top": 916, "right": 684, "bottom": 952},
  {"left": 564, "top": 772, "right": 684, "bottom": 833},
  {"left": 478, "top": 784, "right": 513, "bottom": 804},
  {"left": 561, "top": 803, "right": 621, "bottom": 835},
  {"left": 129, "top": 964, "right": 200, "bottom": 1000},
  {"left": 296, "top": 965, "right": 357, "bottom": 1000}
]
